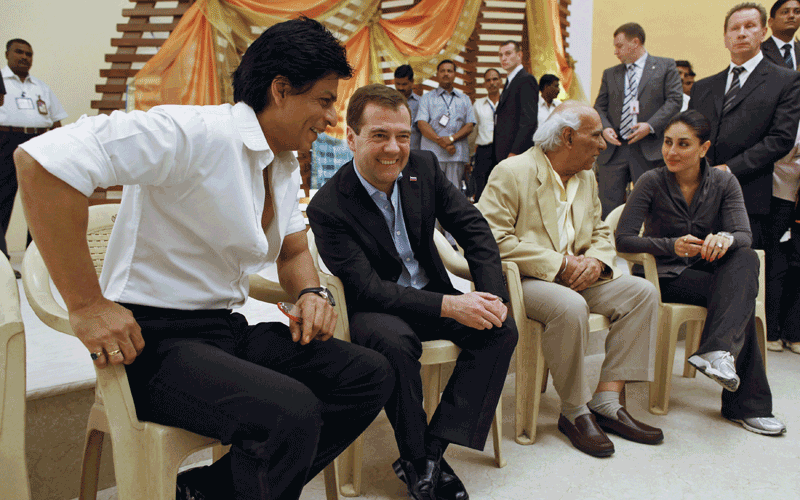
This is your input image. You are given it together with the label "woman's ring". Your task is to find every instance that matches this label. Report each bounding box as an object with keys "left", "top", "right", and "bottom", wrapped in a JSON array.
[
  {"left": 685, "top": 252, "right": 688, "bottom": 257},
  {"left": 90, "top": 351, "right": 103, "bottom": 360},
  {"left": 716, "top": 242, "right": 723, "bottom": 248}
]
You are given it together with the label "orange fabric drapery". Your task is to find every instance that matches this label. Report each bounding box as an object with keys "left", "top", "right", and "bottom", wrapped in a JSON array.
[
  {"left": 547, "top": 0, "right": 574, "bottom": 94},
  {"left": 378, "top": 0, "right": 467, "bottom": 57}
]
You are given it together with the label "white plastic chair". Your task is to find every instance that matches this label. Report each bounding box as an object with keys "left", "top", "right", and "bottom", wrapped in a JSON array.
[
  {"left": 22, "top": 204, "right": 340, "bottom": 500},
  {"left": 308, "top": 231, "right": 505, "bottom": 497},
  {"left": 606, "top": 204, "right": 767, "bottom": 415},
  {"left": 0, "top": 253, "right": 31, "bottom": 500}
]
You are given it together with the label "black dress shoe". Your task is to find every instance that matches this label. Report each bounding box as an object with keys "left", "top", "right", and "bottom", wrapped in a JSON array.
[
  {"left": 437, "top": 458, "right": 469, "bottom": 500},
  {"left": 392, "top": 457, "right": 439, "bottom": 500},
  {"left": 590, "top": 407, "right": 664, "bottom": 445},
  {"left": 557, "top": 414, "right": 614, "bottom": 457}
]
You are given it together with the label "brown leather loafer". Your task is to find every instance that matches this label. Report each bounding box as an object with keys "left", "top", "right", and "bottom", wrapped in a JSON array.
[
  {"left": 590, "top": 408, "right": 664, "bottom": 445},
  {"left": 557, "top": 414, "right": 614, "bottom": 457}
]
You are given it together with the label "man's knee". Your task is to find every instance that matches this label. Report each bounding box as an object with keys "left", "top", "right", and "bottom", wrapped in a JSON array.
[{"left": 350, "top": 314, "right": 423, "bottom": 364}]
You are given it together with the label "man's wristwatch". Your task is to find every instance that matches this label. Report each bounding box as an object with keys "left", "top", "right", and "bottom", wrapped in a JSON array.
[
  {"left": 449, "top": 135, "right": 454, "bottom": 143},
  {"left": 298, "top": 287, "right": 336, "bottom": 306}
]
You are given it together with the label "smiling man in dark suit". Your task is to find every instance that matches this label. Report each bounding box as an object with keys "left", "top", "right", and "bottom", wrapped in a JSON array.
[
  {"left": 308, "top": 84, "right": 517, "bottom": 500},
  {"left": 689, "top": 2, "right": 800, "bottom": 434},
  {"left": 493, "top": 40, "right": 538, "bottom": 166},
  {"left": 762, "top": 0, "right": 800, "bottom": 69},
  {"left": 594, "top": 22, "right": 683, "bottom": 217}
]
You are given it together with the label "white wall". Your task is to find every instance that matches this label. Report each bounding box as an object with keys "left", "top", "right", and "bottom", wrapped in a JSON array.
[
  {"left": 567, "top": 0, "right": 593, "bottom": 102},
  {"left": 1, "top": 0, "right": 129, "bottom": 254}
]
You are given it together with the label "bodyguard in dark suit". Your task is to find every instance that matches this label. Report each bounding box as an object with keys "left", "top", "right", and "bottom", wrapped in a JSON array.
[
  {"left": 690, "top": 3, "right": 800, "bottom": 355},
  {"left": 594, "top": 23, "right": 683, "bottom": 217},
  {"left": 493, "top": 40, "right": 538, "bottom": 165},
  {"left": 762, "top": 0, "right": 800, "bottom": 69},
  {"left": 308, "top": 84, "right": 517, "bottom": 500}
]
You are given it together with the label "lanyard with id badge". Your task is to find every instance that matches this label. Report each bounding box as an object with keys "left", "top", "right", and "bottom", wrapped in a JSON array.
[
  {"left": 439, "top": 93, "right": 455, "bottom": 128},
  {"left": 15, "top": 92, "right": 47, "bottom": 115}
]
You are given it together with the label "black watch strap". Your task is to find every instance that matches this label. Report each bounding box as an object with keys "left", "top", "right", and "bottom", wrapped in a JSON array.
[{"left": 298, "top": 287, "right": 335, "bottom": 306}]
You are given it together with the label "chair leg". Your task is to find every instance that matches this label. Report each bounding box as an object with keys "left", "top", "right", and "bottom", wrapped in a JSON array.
[
  {"left": 649, "top": 313, "right": 679, "bottom": 415},
  {"left": 323, "top": 460, "right": 342, "bottom": 500},
  {"left": 540, "top": 368, "right": 549, "bottom": 394},
  {"left": 756, "top": 315, "right": 767, "bottom": 371},
  {"left": 78, "top": 428, "right": 104, "bottom": 500},
  {"left": 336, "top": 435, "right": 363, "bottom": 497},
  {"left": 683, "top": 320, "right": 704, "bottom": 378},
  {"left": 491, "top": 400, "right": 506, "bottom": 468},
  {"left": 515, "top": 327, "right": 545, "bottom": 445}
]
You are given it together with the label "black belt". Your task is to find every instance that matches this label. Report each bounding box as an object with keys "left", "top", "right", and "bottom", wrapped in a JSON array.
[{"left": 0, "top": 125, "right": 52, "bottom": 135}]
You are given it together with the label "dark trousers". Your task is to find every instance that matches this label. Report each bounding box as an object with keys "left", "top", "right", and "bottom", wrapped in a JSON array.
[
  {"left": 597, "top": 143, "right": 662, "bottom": 218},
  {"left": 659, "top": 248, "right": 772, "bottom": 418},
  {"left": 123, "top": 304, "right": 394, "bottom": 500},
  {"left": 472, "top": 144, "right": 494, "bottom": 202},
  {"left": 349, "top": 311, "right": 517, "bottom": 461},
  {"left": 0, "top": 131, "right": 32, "bottom": 258},
  {"left": 749, "top": 197, "right": 796, "bottom": 341}
]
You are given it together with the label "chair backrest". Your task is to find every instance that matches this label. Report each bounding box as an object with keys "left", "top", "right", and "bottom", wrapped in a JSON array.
[
  {"left": 21, "top": 204, "right": 146, "bottom": 432},
  {"left": 604, "top": 204, "right": 626, "bottom": 239},
  {"left": 0, "top": 253, "right": 31, "bottom": 499}
]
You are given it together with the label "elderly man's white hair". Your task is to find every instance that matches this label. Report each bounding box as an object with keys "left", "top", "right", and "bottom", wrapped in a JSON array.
[{"left": 533, "top": 102, "right": 592, "bottom": 153}]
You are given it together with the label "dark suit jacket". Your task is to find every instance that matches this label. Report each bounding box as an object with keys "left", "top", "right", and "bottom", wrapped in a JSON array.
[
  {"left": 689, "top": 58, "right": 800, "bottom": 215},
  {"left": 761, "top": 37, "right": 800, "bottom": 70},
  {"left": 595, "top": 54, "right": 683, "bottom": 165},
  {"left": 493, "top": 67, "right": 538, "bottom": 163},
  {"left": 307, "top": 150, "right": 509, "bottom": 318}
]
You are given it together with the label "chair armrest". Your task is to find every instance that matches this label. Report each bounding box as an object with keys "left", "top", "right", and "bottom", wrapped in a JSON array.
[
  {"left": 618, "top": 251, "right": 662, "bottom": 302},
  {"left": 433, "top": 230, "right": 472, "bottom": 281},
  {"left": 247, "top": 274, "right": 292, "bottom": 304},
  {"left": 21, "top": 242, "right": 73, "bottom": 335}
]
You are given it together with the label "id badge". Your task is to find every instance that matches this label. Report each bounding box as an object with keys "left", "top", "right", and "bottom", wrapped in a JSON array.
[
  {"left": 37, "top": 96, "right": 48, "bottom": 115},
  {"left": 438, "top": 114, "right": 449, "bottom": 127},
  {"left": 631, "top": 100, "right": 640, "bottom": 115},
  {"left": 16, "top": 97, "right": 34, "bottom": 110}
]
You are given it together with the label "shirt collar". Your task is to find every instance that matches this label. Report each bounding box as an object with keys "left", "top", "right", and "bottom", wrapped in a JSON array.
[
  {"left": 435, "top": 86, "right": 458, "bottom": 97},
  {"left": 354, "top": 161, "right": 402, "bottom": 198},
  {"left": 407, "top": 93, "right": 420, "bottom": 102},
  {"left": 507, "top": 64, "right": 523, "bottom": 83},
  {"left": 729, "top": 51, "right": 763, "bottom": 74},
  {"left": 232, "top": 101, "right": 296, "bottom": 172},
  {"left": 627, "top": 51, "right": 648, "bottom": 71},
  {"left": 1, "top": 65, "right": 31, "bottom": 84},
  {"left": 772, "top": 36, "right": 795, "bottom": 50}
]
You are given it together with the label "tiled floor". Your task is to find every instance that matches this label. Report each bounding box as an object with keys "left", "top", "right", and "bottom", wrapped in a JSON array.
[{"left": 15, "top": 259, "right": 800, "bottom": 500}]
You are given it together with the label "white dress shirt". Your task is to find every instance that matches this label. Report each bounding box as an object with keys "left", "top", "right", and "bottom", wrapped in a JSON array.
[
  {"left": 473, "top": 95, "right": 498, "bottom": 146},
  {"left": 21, "top": 102, "right": 306, "bottom": 311},
  {"left": 774, "top": 122, "right": 800, "bottom": 202},
  {"left": 0, "top": 66, "right": 67, "bottom": 127},
  {"left": 506, "top": 64, "right": 523, "bottom": 86},
  {"left": 547, "top": 163, "right": 579, "bottom": 255},
  {"left": 538, "top": 98, "right": 561, "bottom": 126},
  {"left": 726, "top": 51, "right": 763, "bottom": 92},
  {"left": 772, "top": 35, "right": 796, "bottom": 69}
]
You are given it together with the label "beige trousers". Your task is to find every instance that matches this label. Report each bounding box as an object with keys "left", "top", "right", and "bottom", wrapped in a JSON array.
[{"left": 521, "top": 274, "right": 658, "bottom": 407}]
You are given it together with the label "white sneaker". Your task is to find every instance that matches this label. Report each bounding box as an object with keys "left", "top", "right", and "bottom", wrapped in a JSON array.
[
  {"left": 726, "top": 415, "right": 787, "bottom": 436},
  {"left": 687, "top": 351, "right": 740, "bottom": 392},
  {"left": 766, "top": 340, "right": 784, "bottom": 352},
  {"left": 784, "top": 341, "right": 800, "bottom": 355}
]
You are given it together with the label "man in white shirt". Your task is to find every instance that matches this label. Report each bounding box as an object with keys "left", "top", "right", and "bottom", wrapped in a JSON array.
[
  {"left": 394, "top": 64, "right": 422, "bottom": 150},
  {"left": 762, "top": 0, "right": 800, "bottom": 69},
  {"left": 675, "top": 60, "right": 695, "bottom": 111},
  {"left": 537, "top": 74, "right": 562, "bottom": 126},
  {"left": 0, "top": 38, "right": 66, "bottom": 265},
  {"left": 14, "top": 18, "right": 393, "bottom": 500},
  {"left": 471, "top": 68, "right": 502, "bottom": 201}
]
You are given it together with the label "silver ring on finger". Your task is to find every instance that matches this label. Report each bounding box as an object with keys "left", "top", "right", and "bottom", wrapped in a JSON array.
[{"left": 716, "top": 242, "right": 723, "bottom": 248}]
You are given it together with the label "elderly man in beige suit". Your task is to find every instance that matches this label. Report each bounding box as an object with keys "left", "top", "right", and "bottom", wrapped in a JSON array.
[{"left": 477, "top": 103, "right": 661, "bottom": 458}]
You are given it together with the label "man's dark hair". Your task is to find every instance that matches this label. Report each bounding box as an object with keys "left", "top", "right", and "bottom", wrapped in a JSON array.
[
  {"left": 667, "top": 110, "right": 711, "bottom": 143},
  {"left": 232, "top": 17, "right": 352, "bottom": 113},
  {"left": 539, "top": 74, "right": 560, "bottom": 88},
  {"left": 6, "top": 39, "right": 31, "bottom": 51},
  {"left": 725, "top": 2, "right": 768, "bottom": 31},
  {"left": 675, "top": 60, "right": 696, "bottom": 76},
  {"left": 347, "top": 84, "right": 411, "bottom": 134},
  {"left": 500, "top": 40, "right": 522, "bottom": 52},
  {"left": 437, "top": 59, "right": 456, "bottom": 72},
  {"left": 614, "top": 23, "right": 646, "bottom": 45},
  {"left": 394, "top": 64, "right": 414, "bottom": 81},
  {"left": 484, "top": 68, "right": 501, "bottom": 79},
  {"left": 770, "top": 0, "right": 796, "bottom": 18}
]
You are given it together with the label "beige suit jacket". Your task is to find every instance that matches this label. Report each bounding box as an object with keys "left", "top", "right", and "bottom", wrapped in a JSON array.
[{"left": 476, "top": 146, "right": 620, "bottom": 284}]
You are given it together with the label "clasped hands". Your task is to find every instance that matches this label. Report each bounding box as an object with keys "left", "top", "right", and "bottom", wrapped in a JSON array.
[
  {"left": 674, "top": 233, "right": 731, "bottom": 262},
  {"left": 441, "top": 292, "right": 507, "bottom": 330},
  {"left": 602, "top": 123, "right": 650, "bottom": 146},
  {"left": 436, "top": 135, "right": 457, "bottom": 155},
  {"left": 556, "top": 254, "right": 604, "bottom": 292}
]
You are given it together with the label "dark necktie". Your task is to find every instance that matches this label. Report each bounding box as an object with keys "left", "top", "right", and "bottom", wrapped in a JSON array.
[
  {"left": 620, "top": 64, "right": 638, "bottom": 139},
  {"left": 722, "top": 66, "right": 745, "bottom": 116},
  {"left": 783, "top": 44, "right": 794, "bottom": 69}
]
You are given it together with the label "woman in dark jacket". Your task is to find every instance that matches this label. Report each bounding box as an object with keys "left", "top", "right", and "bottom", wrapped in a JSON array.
[{"left": 615, "top": 110, "right": 784, "bottom": 436}]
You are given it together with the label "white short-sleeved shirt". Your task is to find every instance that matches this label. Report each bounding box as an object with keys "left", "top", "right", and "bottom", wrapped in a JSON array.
[
  {"left": 21, "top": 102, "right": 306, "bottom": 310},
  {"left": 473, "top": 96, "right": 497, "bottom": 146},
  {"left": 0, "top": 66, "right": 67, "bottom": 128}
]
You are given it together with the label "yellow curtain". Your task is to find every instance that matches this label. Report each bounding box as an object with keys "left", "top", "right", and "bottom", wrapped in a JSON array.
[{"left": 526, "top": 0, "right": 586, "bottom": 102}]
